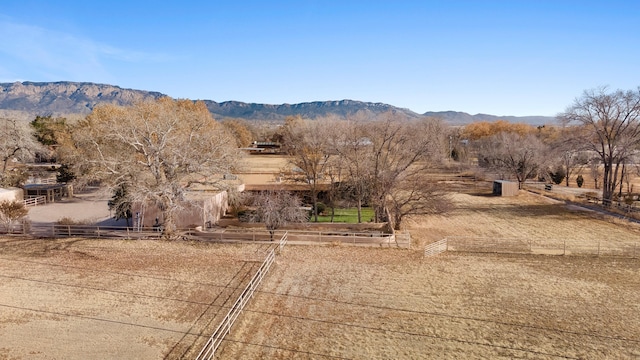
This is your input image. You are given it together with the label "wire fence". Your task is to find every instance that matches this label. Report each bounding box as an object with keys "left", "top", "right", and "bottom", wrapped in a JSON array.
[
  {"left": 196, "top": 232, "right": 288, "bottom": 360},
  {"left": 426, "top": 237, "right": 640, "bottom": 258}
]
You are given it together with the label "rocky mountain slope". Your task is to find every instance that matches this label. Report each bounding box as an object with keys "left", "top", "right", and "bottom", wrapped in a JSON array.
[{"left": 0, "top": 81, "right": 555, "bottom": 124}]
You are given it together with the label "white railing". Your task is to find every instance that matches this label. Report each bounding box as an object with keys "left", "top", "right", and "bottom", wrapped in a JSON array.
[
  {"left": 278, "top": 231, "right": 288, "bottom": 253},
  {"left": 424, "top": 238, "right": 448, "bottom": 257},
  {"left": 23, "top": 196, "right": 46, "bottom": 207},
  {"left": 198, "top": 228, "right": 399, "bottom": 247},
  {"left": 196, "top": 232, "right": 288, "bottom": 359}
]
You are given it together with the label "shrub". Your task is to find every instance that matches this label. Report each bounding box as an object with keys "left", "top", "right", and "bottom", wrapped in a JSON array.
[
  {"left": 0, "top": 200, "right": 29, "bottom": 232},
  {"left": 315, "top": 202, "right": 326, "bottom": 215},
  {"left": 576, "top": 174, "right": 584, "bottom": 188},
  {"left": 548, "top": 165, "right": 566, "bottom": 185}
]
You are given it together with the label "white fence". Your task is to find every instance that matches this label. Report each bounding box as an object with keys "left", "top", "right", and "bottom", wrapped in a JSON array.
[
  {"left": 23, "top": 196, "right": 46, "bottom": 207},
  {"left": 198, "top": 228, "right": 404, "bottom": 247},
  {"left": 426, "top": 236, "right": 640, "bottom": 258},
  {"left": 424, "top": 238, "right": 447, "bottom": 257},
  {"left": 196, "top": 232, "right": 288, "bottom": 360}
]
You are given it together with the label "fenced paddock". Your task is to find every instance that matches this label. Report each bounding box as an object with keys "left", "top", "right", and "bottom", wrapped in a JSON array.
[
  {"left": 428, "top": 236, "right": 640, "bottom": 258},
  {"left": 16, "top": 224, "right": 407, "bottom": 247},
  {"left": 196, "top": 232, "right": 288, "bottom": 360},
  {"left": 0, "top": 238, "right": 270, "bottom": 360},
  {"left": 215, "top": 246, "right": 640, "bottom": 359}
]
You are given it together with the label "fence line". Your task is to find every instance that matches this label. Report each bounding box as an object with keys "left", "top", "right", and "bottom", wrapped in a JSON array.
[
  {"left": 278, "top": 231, "right": 288, "bottom": 253},
  {"left": 424, "top": 238, "right": 447, "bottom": 257},
  {"left": 15, "top": 224, "right": 405, "bottom": 247},
  {"left": 23, "top": 196, "right": 46, "bottom": 207},
  {"left": 195, "top": 232, "right": 288, "bottom": 360},
  {"left": 427, "top": 236, "right": 640, "bottom": 258}
]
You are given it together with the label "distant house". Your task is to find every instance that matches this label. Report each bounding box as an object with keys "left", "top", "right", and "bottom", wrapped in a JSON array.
[
  {"left": 492, "top": 180, "right": 519, "bottom": 196},
  {"left": 243, "top": 141, "right": 282, "bottom": 154}
]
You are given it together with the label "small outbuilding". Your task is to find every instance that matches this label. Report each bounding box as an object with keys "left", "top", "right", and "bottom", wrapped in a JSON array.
[
  {"left": 22, "top": 183, "right": 72, "bottom": 203},
  {"left": 493, "top": 180, "right": 519, "bottom": 196}
]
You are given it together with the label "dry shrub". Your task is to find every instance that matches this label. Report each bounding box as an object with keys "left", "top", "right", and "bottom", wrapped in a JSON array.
[{"left": 56, "top": 217, "right": 94, "bottom": 225}]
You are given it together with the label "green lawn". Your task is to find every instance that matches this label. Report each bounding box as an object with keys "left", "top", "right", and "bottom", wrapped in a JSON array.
[{"left": 311, "top": 207, "right": 374, "bottom": 223}]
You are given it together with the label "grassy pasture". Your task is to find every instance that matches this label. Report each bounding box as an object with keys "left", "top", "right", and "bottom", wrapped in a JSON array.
[{"left": 312, "top": 207, "right": 375, "bottom": 223}]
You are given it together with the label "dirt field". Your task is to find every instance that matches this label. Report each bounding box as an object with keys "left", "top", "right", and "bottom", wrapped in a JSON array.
[
  {"left": 406, "top": 190, "right": 640, "bottom": 248},
  {"left": 0, "top": 239, "right": 269, "bottom": 360},
  {"left": 2, "top": 190, "right": 640, "bottom": 359},
  {"left": 221, "top": 248, "right": 640, "bottom": 359}
]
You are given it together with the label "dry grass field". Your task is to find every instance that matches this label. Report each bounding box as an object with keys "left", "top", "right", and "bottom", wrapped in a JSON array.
[
  {"left": 0, "top": 240, "right": 269, "bottom": 360},
  {"left": 217, "top": 191, "right": 640, "bottom": 359},
  {"left": 2, "top": 170, "right": 640, "bottom": 359}
]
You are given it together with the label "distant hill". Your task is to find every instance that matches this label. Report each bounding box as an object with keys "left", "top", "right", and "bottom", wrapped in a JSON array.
[
  {"left": 423, "top": 111, "right": 555, "bottom": 126},
  {"left": 202, "top": 99, "right": 421, "bottom": 120},
  {"left": 0, "top": 81, "right": 164, "bottom": 116},
  {"left": 0, "top": 81, "right": 555, "bottom": 125}
]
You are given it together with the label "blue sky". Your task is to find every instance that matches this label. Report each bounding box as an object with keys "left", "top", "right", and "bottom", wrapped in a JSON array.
[{"left": 1, "top": 1, "right": 638, "bottom": 117}]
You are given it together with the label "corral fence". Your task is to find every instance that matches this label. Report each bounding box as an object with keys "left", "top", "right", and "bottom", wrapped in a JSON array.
[
  {"left": 424, "top": 238, "right": 447, "bottom": 257},
  {"left": 24, "top": 224, "right": 171, "bottom": 239},
  {"left": 17, "top": 224, "right": 406, "bottom": 247},
  {"left": 23, "top": 196, "right": 46, "bottom": 207},
  {"left": 198, "top": 228, "right": 408, "bottom": 248},
  {"left": 196, "top": 232, "right": 288, "bottom": 360},
  {"left": 426, "top": 237, "right": 640, "bottom": 258}
]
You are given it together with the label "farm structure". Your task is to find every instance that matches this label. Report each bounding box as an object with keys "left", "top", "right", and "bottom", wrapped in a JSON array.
[
  {"left": 22, "top": 183, "right": 72, "bottom": 203},
  {"left": 492, "top": 180, "right": 519, "bottom": 196},
  {"left": 132, "top": 189, "right": 231, "bottom": 229}
]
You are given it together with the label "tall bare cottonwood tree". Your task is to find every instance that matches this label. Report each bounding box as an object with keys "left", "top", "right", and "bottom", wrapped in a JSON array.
[
  {"left": 282, "top": 117, "right": 334, "bottom": 221},
  {"left": 560, "top": 87, "right": 640, "bottom": 205},
  {"left": 337, "top": 113, "right": 448, "bottom": 230},
  {"left": 1, "top": 118, "right": 43, "bottom": 186},
  {"left": 72, "top": 98, "right": 240, "bottom": 234}
]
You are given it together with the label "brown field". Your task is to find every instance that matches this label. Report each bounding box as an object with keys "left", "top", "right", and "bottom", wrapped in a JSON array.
[
  {"left": 2, "top": 190, "right": 640, "bottom": 359},
  {"left": 0, "top": 240, "right": 269, "bottom": 360}
]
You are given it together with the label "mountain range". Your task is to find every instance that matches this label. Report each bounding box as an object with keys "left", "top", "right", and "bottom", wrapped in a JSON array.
[{"left": 0, "top": 81, "right": 555, "bottom": 125}]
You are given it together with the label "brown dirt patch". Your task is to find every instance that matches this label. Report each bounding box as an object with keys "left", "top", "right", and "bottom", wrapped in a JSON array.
[
  {"left": 219, "top": 247, "right": 640, "bottom": 359},
  {"left": 0, "top": 239, "right": 269, "bottom": 360}
]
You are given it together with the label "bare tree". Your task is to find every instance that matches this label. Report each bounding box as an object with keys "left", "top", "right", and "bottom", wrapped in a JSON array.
[
  {"left": 1, "top": 118, "right": 44, "bottom": 185},
  {"left": 333, "top": 113, "right": 448, "bottom": 230},
  {"left": 387, "top": 175, "right": 451, "bottom": 230},
  {"left": 369, "top": 115, "right": 448, "bottom": 227},
  {"left": 478, "top": 132, "right": 548, "bottom": 189},
  {"left": 249, "top": 190, "right": 308, "bottom": 240},
  {"left": 71, "top": 98, "right": 241, "bottom": 235},
  {"left": 560, "top": 87, "right": 640, "bottom": 205},
  {"left": 0, "top": 200, "right": 28, "bottom": 233},
  {"left": 330, "top": 115, "right": 372, "bottom": 223},
  {"left": 282, "top": 117, "right": 334, "bottom": 221},
  {"left": 548, "top": 128, "right": 590, "bottom": 187}
]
